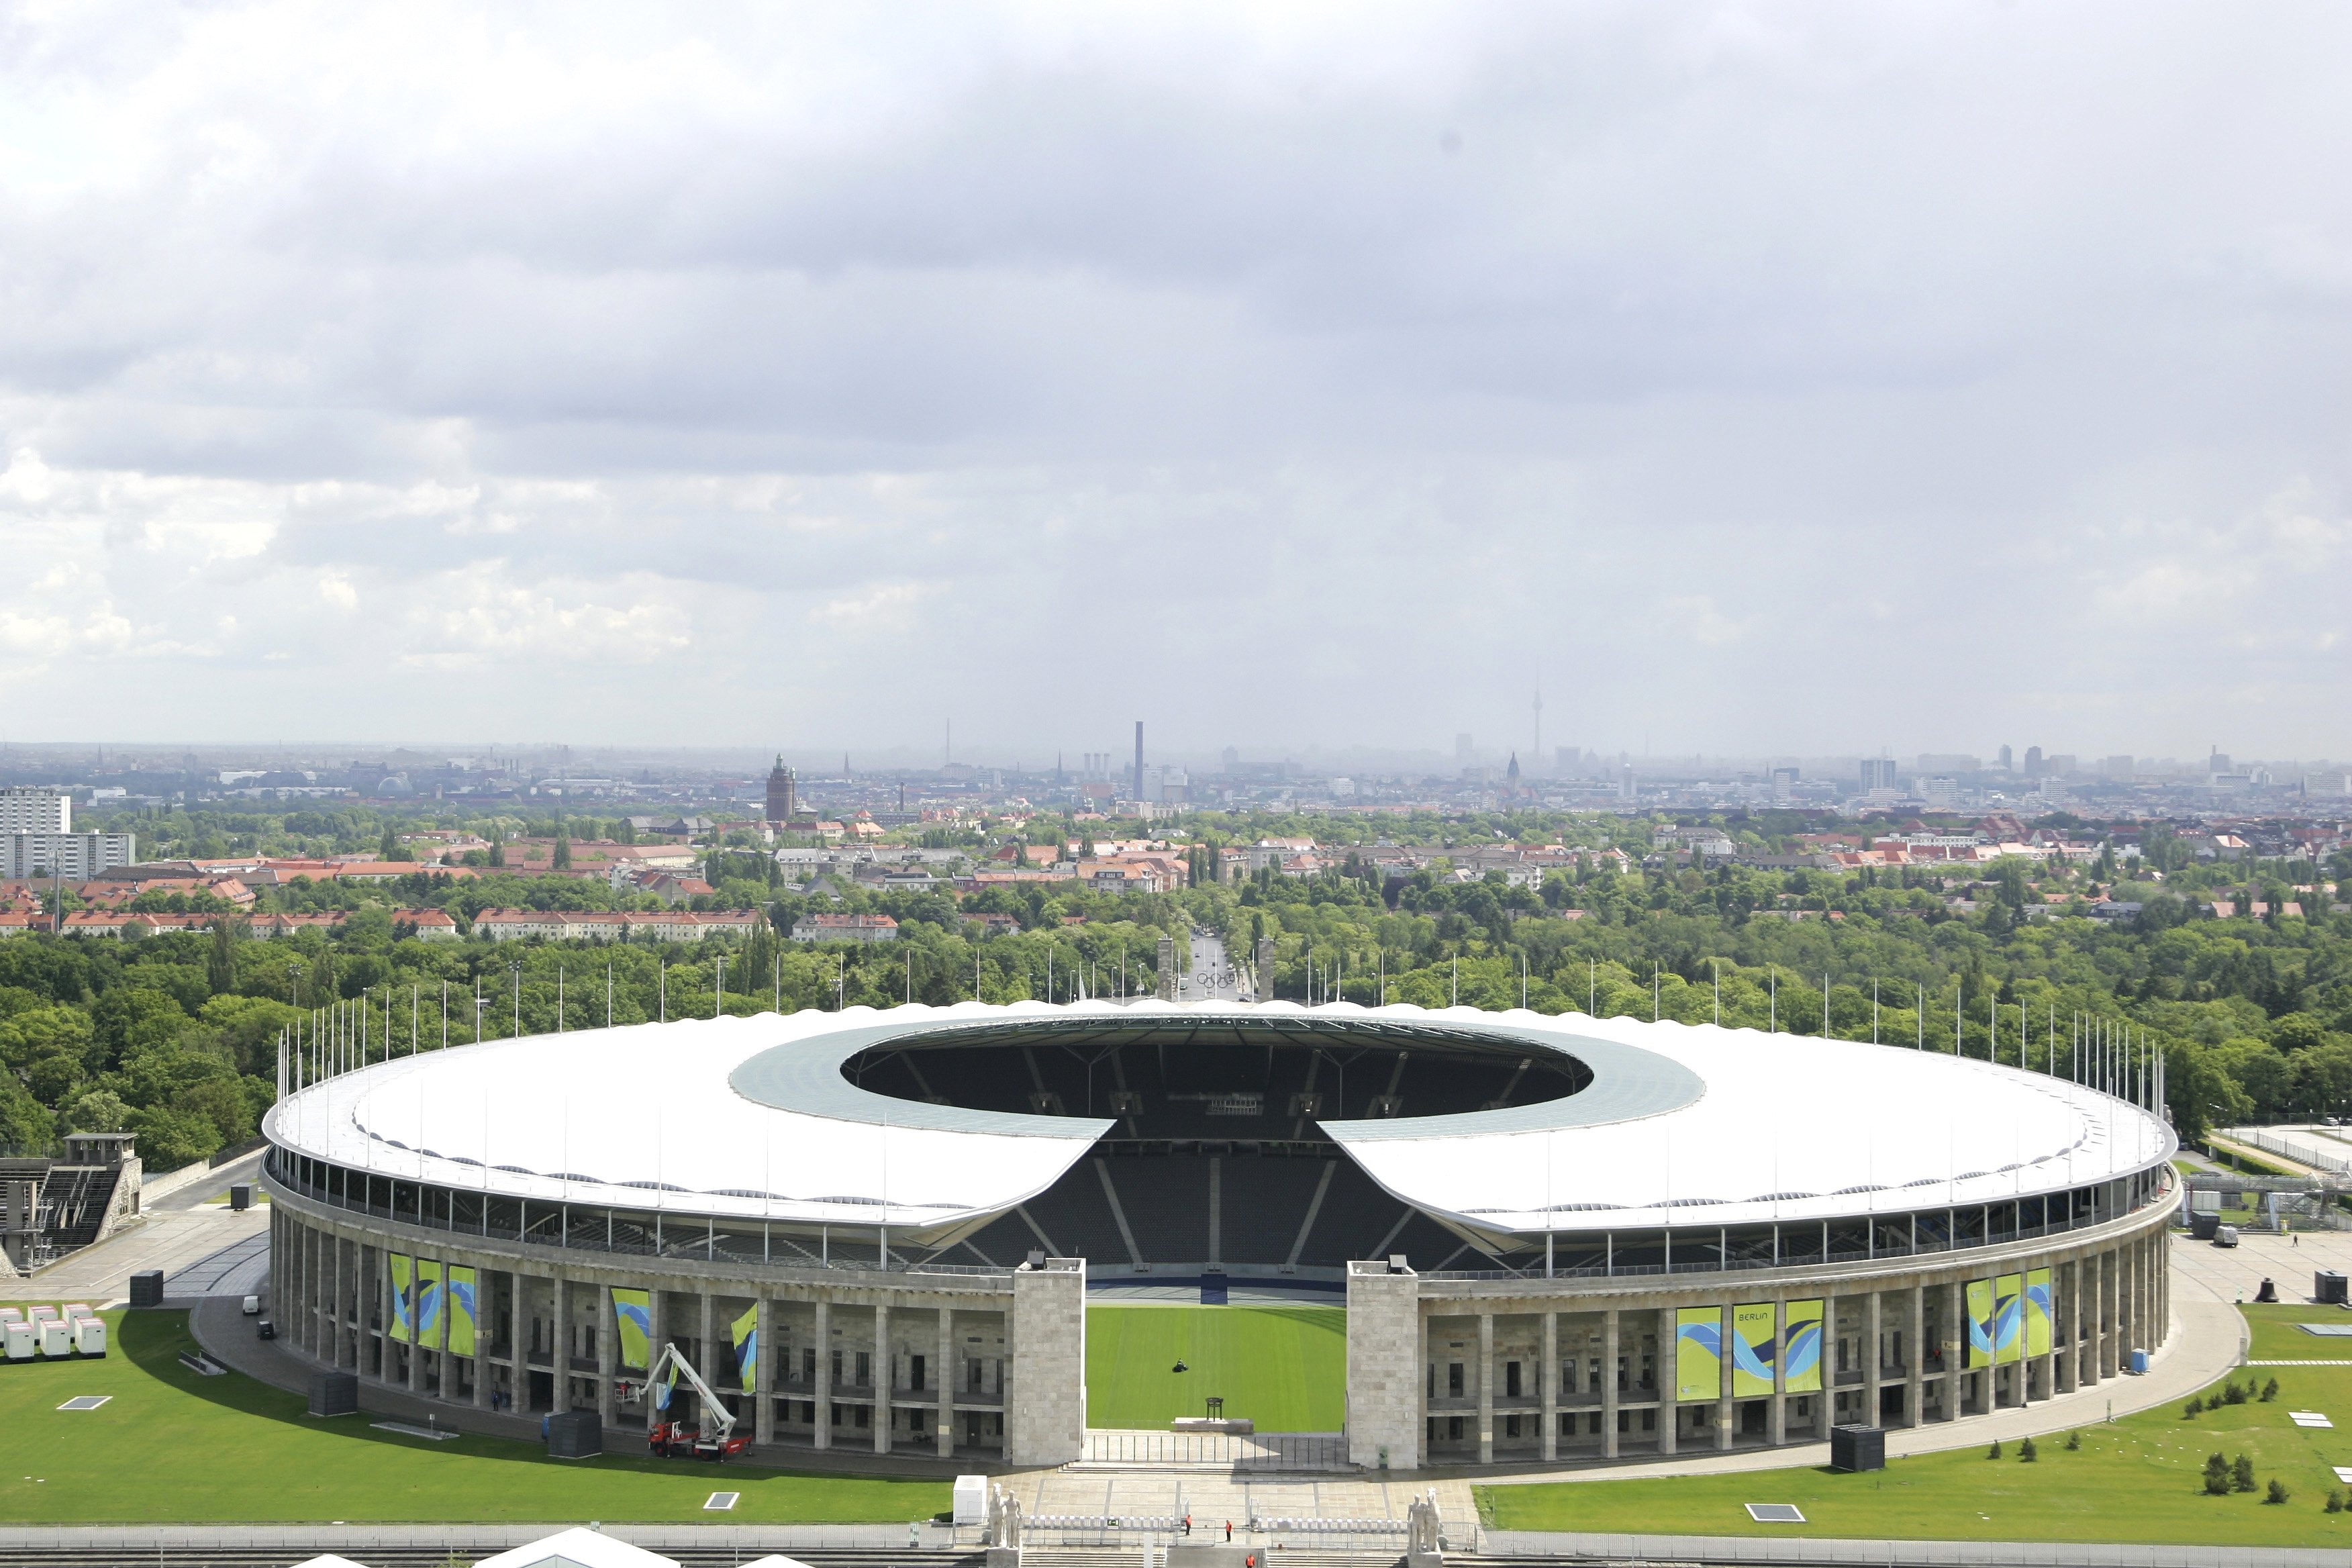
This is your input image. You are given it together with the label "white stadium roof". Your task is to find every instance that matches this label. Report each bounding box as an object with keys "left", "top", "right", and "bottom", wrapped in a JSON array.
[{"left": 264, "top": 1000, "right": 2172, "bottom": 1238}]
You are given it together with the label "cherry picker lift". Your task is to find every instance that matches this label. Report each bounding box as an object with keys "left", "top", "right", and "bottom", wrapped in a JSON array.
[{"left": 636, "top": 1341, "right": 750, "bottom": 1461}]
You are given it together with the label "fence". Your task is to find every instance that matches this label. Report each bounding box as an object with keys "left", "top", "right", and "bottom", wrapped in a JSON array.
[
  {"left": 2224, "top": 1126, "right": 2352, "bottom": 1177},
  {"left": 1078, "top": 1428, "right": 1349, "bottom": 1471}
]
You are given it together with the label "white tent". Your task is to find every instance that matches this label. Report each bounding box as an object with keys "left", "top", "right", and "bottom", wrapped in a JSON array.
[{"left": 471, "top": 1527, "right": 680, "bottom": 1568}]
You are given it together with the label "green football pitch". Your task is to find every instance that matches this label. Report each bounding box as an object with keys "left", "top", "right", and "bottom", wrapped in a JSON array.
[{"left": 1085, "top": 1304, "right": 1346, "bottom": 1432}]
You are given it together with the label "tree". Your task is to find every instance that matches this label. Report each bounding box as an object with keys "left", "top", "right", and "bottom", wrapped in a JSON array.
[
  {"left": 2267, "top": 1478, "right": 2291, "bottom": 1506},
  {"left": 2233, "top": 1453, "right": 2257, "bottom": 1493},
  {"left": 2203, "top": 1453, "right": 2230, "bottom": 1496}
]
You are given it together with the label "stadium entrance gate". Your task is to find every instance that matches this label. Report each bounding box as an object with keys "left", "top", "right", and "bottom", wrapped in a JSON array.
[{"left": 1079, "top": 1428, "right": 1349, "bottom": 1471}]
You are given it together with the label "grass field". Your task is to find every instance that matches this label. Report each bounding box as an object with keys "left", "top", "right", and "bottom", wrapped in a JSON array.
[
  {"left": 0, "top": 1311, "right": 944, "bottom": 1524},
  {"left": 1479, "top": 1357, "right": 2352, "bottom": 1547},
  {"left": 2244, "top": 1300, "right": 2352, "bottom": 1361},
  {"left": 1085, "top": 1304, "right": 1345, "bottom": 1432}
]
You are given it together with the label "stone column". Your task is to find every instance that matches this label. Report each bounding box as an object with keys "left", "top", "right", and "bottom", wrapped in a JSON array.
[
  {"left": 469, "top": 1259, "right": 489, "bottom": 1410},
  {"left": 2090, "top": 1249, "right": 2109, "bottom": 1381},
  {"left": 937, "top": 1303, "right": 956, "bottom": 1459},
  {"left": 1657, "top": 1307, "right": 1677, "bottom": 1455},
  {"left": 1715, "top": 1300, "right": 1734, "bottom": 1451},
  {"left": 2035, "top": 1259, "right": 2055, "bottom": 1404},
  {"left": 1600, "top": 1308, "right": 1620, "bottom": 1460},
  {"left": 699, "top": 1292, "right": 718, "bottom": 1434},
  {"left": 1539, "top": 1311, "right": 1558, "bottom": 1463},
  {"left": 407, "top": 1247, "right": 426, "bottom": 1395},
  {"left": 1769, "top": 1298, "right": 1786, "bottom": 1446},
  {"left": 1940, "top": 1281, "right": 1961, "bottom": 1419},
  {"left": 1006, "top": 1260, "right": 1087, "bottom": 1467},
  {"left": 597, "top": 1284, "right": 618, "bottom": 1424},
  {"left": 508, "top": 1271, "right": 529, "bottom": 1412},
  {"left": 1476, "top": 1312, "right": 1495, "bottom": 1464},
  {"left": 1863, "top": 1289, "right": 1882, "bottom": 1428},
  {"left": 648, "top": 1288, "right": 667, "bottom": 1433},
  {"left": 875, "top": 1302, "right": 894, "bottom": 1455},
  {"left": 302, "top": 1222, "right": 318, "bottom": 1355},
  {"left": 1905, "top": 1285, "right": 1924, "bottom": 1428},
  {"left": 552, "top": 1276, "right": 571, "bottom": 1415},
  {"left": 1818, "top": 1292, "right": 1838, "bottom": 1438},
  {"left": 814, "top": 1294, "right": 832, "bottom": 1451},
  {"left": 1344, "top": 1261, "right": 1422, "bottom": 1471},
  {"left": 754, "top": 1297, "right": 775, "bottom": 1447}
]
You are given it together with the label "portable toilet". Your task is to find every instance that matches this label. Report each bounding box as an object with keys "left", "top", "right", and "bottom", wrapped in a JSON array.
[
  {"left": 69, "top": 1316, "right": 106, "bottom": 1357},
  {"left": 37, "top": 1316, "right": 71, "bottom": 1357},
  {"left": 952, "top": 1474, "right": 989, "bottom": 1526},
  {"left": 62, "top": 1302, "right": 91, "bottom": 1319},
  {"left": 0, "top": 1306, "right": 19, "bottom": 1326},
  {"left": 29, "top": 1304, "right": 57, "bottom": 1322},
  {"left": 1, "top": 1319, "right": 32, "bottom": 1360}
]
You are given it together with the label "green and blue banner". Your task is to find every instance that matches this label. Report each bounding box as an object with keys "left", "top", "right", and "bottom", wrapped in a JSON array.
[
  {"left": 387, "top": 1254, "right": 412, "bottom": 1344},
  {"left": 1783, "top": 1299, "right": 1823, "bottom": 1393},
  {"left": 1675, "top": 1307, "right": 1722, "bottom": 1402},
  {"left": 1994, "top": 1273, "right": 2024, "bottom": 1363},
  {"left": 614, "top": 1287, "right": 652, "bottom": 1371},
  {"left": 1730, "top": 1302, "right": 1777, "bottom": 1397},
  {"left": 1965, "top": 1278, "right": 1995, "bottom": 1368},
  {"left": 446, "top": 1265, "right": 478, "bottom": 1357},
  {"left": 415, "top": 1259, "right": 444, "bottom": 1346},
  {"left": 2025, "top": 1267, "right": 2053, "bottom": 1359},
  {"left": 731, "top": 1302, "right": 760, "bottom": 1385}
]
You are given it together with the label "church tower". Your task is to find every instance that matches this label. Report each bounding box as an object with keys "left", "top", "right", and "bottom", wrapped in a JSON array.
[{"left": 765, "top": 754, "right": 797, "bottom": 824}]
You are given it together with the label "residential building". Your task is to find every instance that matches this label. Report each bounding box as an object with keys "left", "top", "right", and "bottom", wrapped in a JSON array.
[
  {"left": 0, "top": 787, "right": 70, "bottom": 835},
  {"left": 789, "top": 913, "right": 900, "bottom": 944},
  {"left": 0, "top": 830, "right": 136, "bottom": 881}
]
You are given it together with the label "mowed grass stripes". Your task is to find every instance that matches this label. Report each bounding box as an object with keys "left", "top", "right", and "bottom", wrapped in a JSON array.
[{"left": 1085, "top": 1305, "right": 1346, "bottom": 1432}]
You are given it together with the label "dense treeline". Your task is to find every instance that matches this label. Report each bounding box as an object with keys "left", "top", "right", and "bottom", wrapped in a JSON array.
[{"left": 8, "top": 801, "right": 2347, "bottom": 1170}]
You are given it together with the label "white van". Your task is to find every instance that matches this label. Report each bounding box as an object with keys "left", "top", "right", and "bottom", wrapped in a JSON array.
[
  {"left": 242, "top": 1295, "right": 261, "bottom": 1316},
  {"left": 2215, "top": 1224, "right": 2241, "bottom": 1248}
]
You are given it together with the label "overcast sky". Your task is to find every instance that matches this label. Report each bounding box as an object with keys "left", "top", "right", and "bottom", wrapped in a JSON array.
[{"left": 1, "top": 2, "right": 2347, "bottom": 764}]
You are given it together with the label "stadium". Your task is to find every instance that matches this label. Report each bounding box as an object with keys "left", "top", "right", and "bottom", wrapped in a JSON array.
[{"left": 260, "top": 999, "right": 2176, "bottom": 1471}]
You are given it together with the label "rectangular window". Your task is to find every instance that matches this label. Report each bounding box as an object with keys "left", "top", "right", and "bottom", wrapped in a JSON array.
[
  {"left": 1560, "top": 1359, "right": 1575, "bottom": 1396},
  {"left": 1505, "top": 1361, "right": 1522, "bottom": 1399},
  {"left": 910, "top": 1354, "right": 926, "bottom": 1391},
  {"left": 855, "top": 1351, "right": 871, "bottom": 1387},
  {"left": 1446, "top": 1416, "right": 1463, "bottom": 1440},
  {"left": 854, "top": 1404, "right": 871, "bottom": 1428},
  {"left": 969, "top": 1358, "right": 984, "bottom": 1391},
  {"left": 1447, "top": 1363, "right": 1465, "bottom": 1398},
  {"left": 801, "top": 1349, "right": 816, "bottom": 1383},
  {"left": 830, "top": 1349, "right": 842, "bottom": 1385},
  {"left": 1504, "top": 1413, "right": 1520, "bottom": 1438}
]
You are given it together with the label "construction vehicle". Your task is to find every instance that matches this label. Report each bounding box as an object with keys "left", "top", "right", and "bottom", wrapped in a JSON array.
[{"left": 640, "top": 1341, "right": 749, "bottom": 1462}]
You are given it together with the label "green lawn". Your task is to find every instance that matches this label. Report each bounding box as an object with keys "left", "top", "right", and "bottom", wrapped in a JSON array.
[
  {"left": 2245, "top": 1301, "right": 2352, "bottom": 1361},
  {"left": 1479, "top": 1359, "right": 2352, "bottom": 1547},
  {"left": 1085, "top": 1304, "right": 1344, "bottom": 1432},
  {"left": 0, "top": 1311, "right": 944, "bottom": 1523}
]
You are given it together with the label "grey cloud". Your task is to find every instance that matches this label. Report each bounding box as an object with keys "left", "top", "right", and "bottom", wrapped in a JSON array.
[{"left": 0, "top": 2, "right": 2349, "bottom": 752}]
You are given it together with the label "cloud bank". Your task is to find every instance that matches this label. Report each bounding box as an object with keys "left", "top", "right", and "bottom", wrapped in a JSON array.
[{"left": 1, "top": 1, "right": 2347, "bottom": 759}]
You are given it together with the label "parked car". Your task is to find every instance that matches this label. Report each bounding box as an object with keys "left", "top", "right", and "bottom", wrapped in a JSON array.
[
  {"left": 256, "top": 1319, "right": 275, "bottom": 1340},
  {"left": 241, "top": 1295, "right": 260, "bottom": 1315},
  {"left": 2215, "top": 1224, "right": 2241, "bottom": 1248}
]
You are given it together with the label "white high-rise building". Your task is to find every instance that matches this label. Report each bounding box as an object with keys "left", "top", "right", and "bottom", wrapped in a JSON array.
[
  {"left": 0, "top": 831, "right": 135, "bottom": 881},
  {"left": 0, "top": 787, "right": 70, "bottom": 835}
]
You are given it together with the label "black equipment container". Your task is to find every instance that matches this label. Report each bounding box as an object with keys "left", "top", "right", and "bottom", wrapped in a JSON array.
[
  {"left": 1830, "top": 1424, "right": 1885, "bottom": 1472},
  {"left": 128, "top": 1270, "right": 164, "bottom": 1308},
  {"left": 308, "top": 1371, "right": 360, "bottom": 1417},
  {"left": 2318, "top": 1271, "right": 2348, "bottom": 1306},
  {"left": 546, "top": 1410, "right": 603, "bottom": 1458}
]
